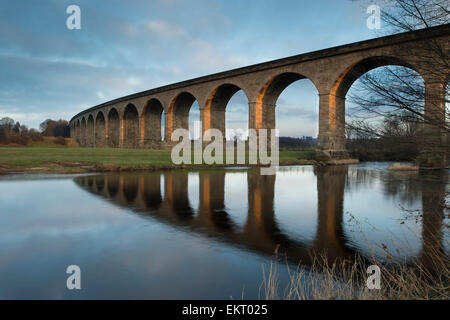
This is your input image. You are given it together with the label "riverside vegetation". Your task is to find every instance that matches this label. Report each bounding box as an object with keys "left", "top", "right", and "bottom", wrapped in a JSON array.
[
  {"left": 0, "top": 138, "right": 316, "bottom": 174},
  {"left": 260, "top": 216, "right": 449, "bottom": 300}
]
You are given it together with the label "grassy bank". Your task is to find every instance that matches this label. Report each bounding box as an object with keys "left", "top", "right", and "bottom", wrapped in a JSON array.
[{"left": 0, "top": 145, "right": 316, "bottom": 174}]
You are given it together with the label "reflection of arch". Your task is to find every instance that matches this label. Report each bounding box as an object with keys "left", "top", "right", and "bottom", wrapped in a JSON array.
[
  {"left": 141, "top": 173, "right": 162, "bottom": 210},
  {"left": 204, "top": 84, "right": 249, "bottom": 138},
  {"left": 94, "top": 175, "right": 105, "bottom": 193},
  {"left": 107, "top": 174, "right": 119, "bottom": 197},
  {"left": 313, "top": 166, "right": 350, "bottom": 260},
  {"left": 419, "top": 171, "right": 447, "bottom": 273},
  {"left": 73, "top": 170, "right": 358, "bottom": 267},
  {"left": 86, "top": 115, "right": 94, "bottom": 147},
  {"left": 256, "top": 72, "right": 318, "bottom": 130},
  {"left": 198, "top": 171, "right": 233, "bottom": 230},
  {"left": 164, "top": 172, "right": 194, "bottom": 219},
  {"left": 167, "top": 92, "right": 198, "bottom": 145},
  {"left": 246, "top": 171, "right": 278, "bottom": 235},
  {"left": 123, "top": 175, "right": 138, "bottom": 204},
  {"left": 107, "top": 108, "right": 120, "bottom": 148},
  {"left": 80, "top": 117, "right": 87, "bottom": 146},
  {"left": 95, "top": 112, "right": 106, "bottom": 147},
  {"left": 87, "top": 176, "right": 94, "bottom": 188},
  {"left": 245, "top": 170, "right": 302, "bottom": 256},
  {"left": 141, "top": 99, "right": 164, "bottom": 148},
  {"left": 122, "top": 104, "right": 140, "bottom": 148}
]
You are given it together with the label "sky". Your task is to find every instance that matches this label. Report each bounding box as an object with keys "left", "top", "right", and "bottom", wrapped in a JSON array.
[{"left": 0, "top": 0, "right": 381, "bottom": 137}]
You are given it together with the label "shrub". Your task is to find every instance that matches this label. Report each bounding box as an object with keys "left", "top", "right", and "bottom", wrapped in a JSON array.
[
  {"left": 53, "top": 136, "right": 67, "bottom": 145},
  {"left": 6, "top": 132, "right": 29, "bottom": 146},
  {"left": 30, "top": 132, "right": 44, "bottom": 142},
  {"left": 0, "top": 129, "right": 9, "bottom": 144}
]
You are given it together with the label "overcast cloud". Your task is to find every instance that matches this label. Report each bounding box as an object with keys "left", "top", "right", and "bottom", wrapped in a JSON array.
[{"left": 0, "top": 0, "right": 377, "bottom": 137}]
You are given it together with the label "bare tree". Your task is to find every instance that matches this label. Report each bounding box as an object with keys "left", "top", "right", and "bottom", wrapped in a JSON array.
[
  {"left": 348, "top": 0, "right": 449, "bottom": 166},
  {"left": 39, "top": 119, "right": 70, "bottom": 137}
]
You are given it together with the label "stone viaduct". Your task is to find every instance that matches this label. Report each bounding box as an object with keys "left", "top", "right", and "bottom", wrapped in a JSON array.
[{"left": 70, "top": 24, "right": 449, "bottom": 165}]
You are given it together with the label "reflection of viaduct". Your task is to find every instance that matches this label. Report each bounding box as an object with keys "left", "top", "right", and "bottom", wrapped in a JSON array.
[
  {"left": 69, "top": 25, "right": 449, "bottom": 166},
  {"left": 419, "top": 172, "right": 448, "bottom": 272},
  {"left": 74, "top": 167, "right": 446, "bottom": 267},
  {"left": 75, "top": 167, "right": 353, "bottom": 265}
]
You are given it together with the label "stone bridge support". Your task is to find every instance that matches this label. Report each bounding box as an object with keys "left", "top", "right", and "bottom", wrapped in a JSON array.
[
  {"left": 95, "top": 112, "right": 106, "bottom": 147},
  {"left": 418, "top": 75, "right": 448, "bottom": 168},
  {"left": 316, "top": 92, "right": 347, "bottom": 160},
  {"left": 141, "top": 99, "right": 164, "bottom": 149},
  {"left": 107, "top": 108, "right": 120, "bottom": 148}
]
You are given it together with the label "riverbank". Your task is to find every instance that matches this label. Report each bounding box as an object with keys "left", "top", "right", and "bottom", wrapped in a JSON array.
[
  {"left": 262, "top": 249, "right": 449, "bottom": 300},
  {"left": 0, "top": 146, "right": 318, "bottom": 175},
  {"left": 261, "top": 214, "right": 449, "bottom": 300}
]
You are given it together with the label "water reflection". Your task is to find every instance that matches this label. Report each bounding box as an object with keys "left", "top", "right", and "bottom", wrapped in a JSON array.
[
  {"left": 73, "top": 166, "right": 448, "bottom": 268},
  {"left": 0, "top": 164, "right": 447, "bottom": 299},
  {"left": 314, "top": 166, "right": 350, "bottom": 261},
  {"left": 420, "top": 172, "right": 448, "bottom": 272}
]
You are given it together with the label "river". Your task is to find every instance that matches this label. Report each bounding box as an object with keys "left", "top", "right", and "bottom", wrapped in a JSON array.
[{"left": 0, "top": 163, "right": 448, "bottom": 299}]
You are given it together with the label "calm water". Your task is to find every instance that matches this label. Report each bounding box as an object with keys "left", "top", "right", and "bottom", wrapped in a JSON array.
[{"left": 0, "top": 163, "right": 448, "bottom": 299}]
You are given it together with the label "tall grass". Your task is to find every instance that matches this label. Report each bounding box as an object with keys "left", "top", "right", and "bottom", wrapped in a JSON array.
[
  {"left": 260, "top": 221, "right": 449, "bottom": 300},
  {"left": 261, "top": 252, "right": 449, "bottom": 300}
]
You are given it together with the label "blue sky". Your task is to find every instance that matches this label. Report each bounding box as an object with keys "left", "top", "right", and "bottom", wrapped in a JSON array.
[{"left": 0, "top": 0, "right": 380, "bottom": 137}]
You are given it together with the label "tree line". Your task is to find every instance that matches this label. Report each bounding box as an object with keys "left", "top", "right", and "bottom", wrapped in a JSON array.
[{"left": 0, "top": 117, "right": 70, "bottom": 145}]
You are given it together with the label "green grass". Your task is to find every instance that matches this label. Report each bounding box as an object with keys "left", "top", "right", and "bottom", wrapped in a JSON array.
[
  {"left": 0, "top": 146, "right": 316, "bottom": 173},
  {"left": 278, "top": 149, "right": 316, "bottom": 163},
  {"left": 0, "top": 147, "right": 173, "bottom": 167}
]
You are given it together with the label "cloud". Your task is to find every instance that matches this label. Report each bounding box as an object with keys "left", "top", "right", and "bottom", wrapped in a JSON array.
[
  {"left": 96, "top": 91, "right": 106, "bottom": 100},
  {"left": 146, "top": 20, "right": 186, "bottom": 38},
  {"left": 184, "top": 39, "right": 248, "bottom": 74},
  {"left": 0, "top": 0, "right": 377, "bottom": 135}
]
